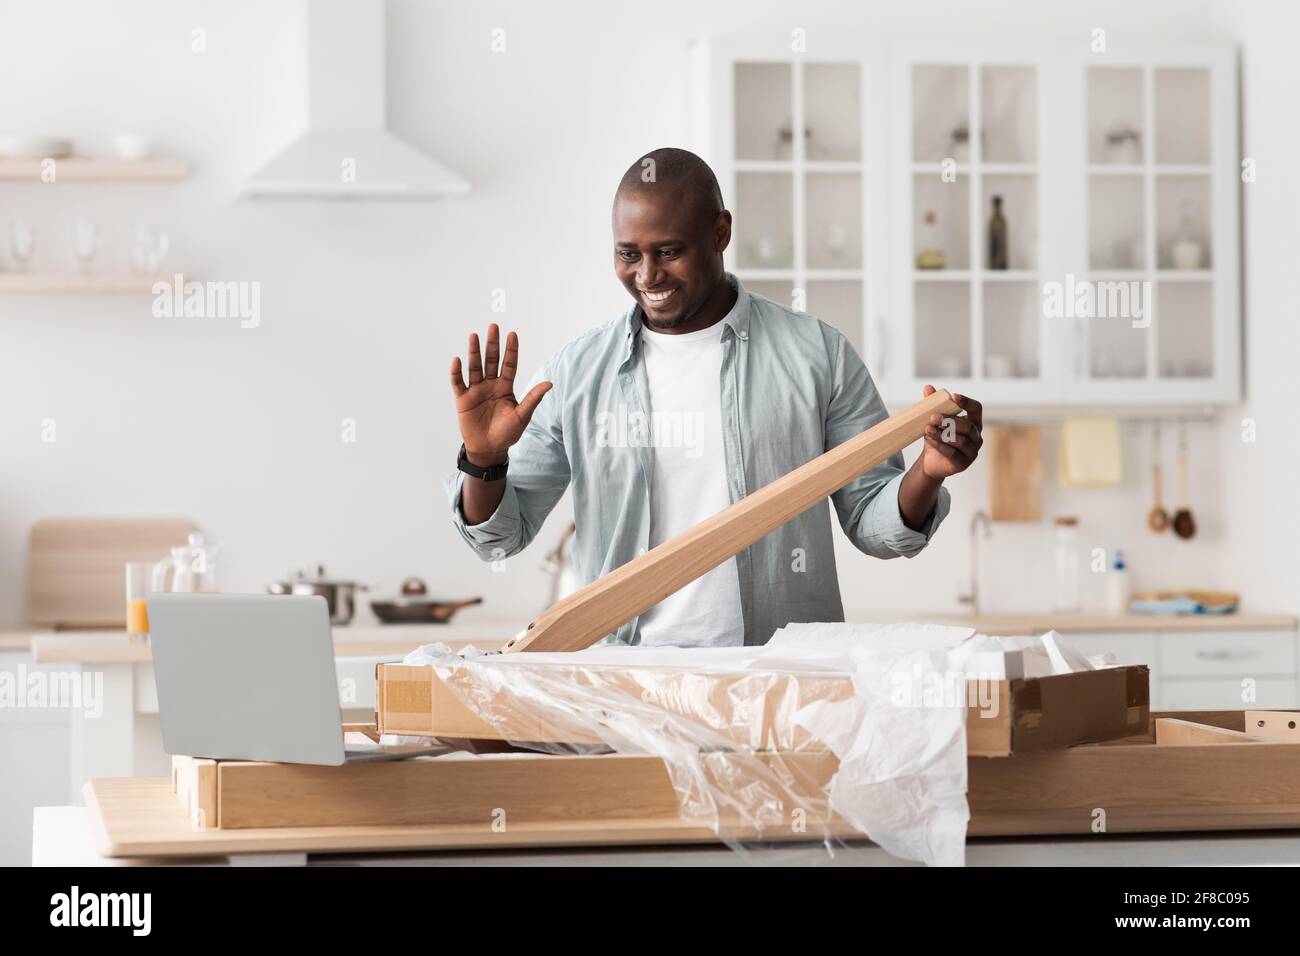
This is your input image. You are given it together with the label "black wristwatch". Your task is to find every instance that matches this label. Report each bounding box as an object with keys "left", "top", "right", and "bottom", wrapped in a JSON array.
[{"left": 457, "top": 444, "right": 509, "bottom": 481}]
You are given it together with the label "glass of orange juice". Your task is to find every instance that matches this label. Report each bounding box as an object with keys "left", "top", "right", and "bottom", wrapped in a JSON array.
[{"left": 125, "top": 562, "right": 153, "bottom": 637}]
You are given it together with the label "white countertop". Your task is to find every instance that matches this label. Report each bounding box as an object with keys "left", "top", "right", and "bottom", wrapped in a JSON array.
[
  {"left": 7, "top": 611, "right": 1295, "bottom": 664},
  {"left": 23, "top": 616, "right": 517, "bottom": 664}
]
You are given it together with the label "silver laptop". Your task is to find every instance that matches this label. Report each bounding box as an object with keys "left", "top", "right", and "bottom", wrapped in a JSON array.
[{"left": 149, "top": 592, "right": 433, "bottom": 766}]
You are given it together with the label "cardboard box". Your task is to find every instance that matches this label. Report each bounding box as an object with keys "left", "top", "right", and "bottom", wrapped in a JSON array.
[{"left": 376, "top": 661, "right": 1150, "bottom": 757}]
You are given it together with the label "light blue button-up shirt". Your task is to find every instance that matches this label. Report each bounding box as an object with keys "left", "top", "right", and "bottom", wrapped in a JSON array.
[{"left": 446, "top": 274, "right": 950, "bottom": 646}]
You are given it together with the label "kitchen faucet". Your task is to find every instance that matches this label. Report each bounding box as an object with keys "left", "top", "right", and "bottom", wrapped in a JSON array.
[{"left": 958, "top": 510, "right": 992, "bottom": 616}]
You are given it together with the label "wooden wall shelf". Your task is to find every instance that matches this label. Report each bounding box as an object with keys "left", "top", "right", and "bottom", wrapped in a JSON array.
[
  {"left": 0, "top": 158, "right": 189, "bottom": 182},
  {"left": 0, "top": 274, "right": 180, "bottom": 294}
]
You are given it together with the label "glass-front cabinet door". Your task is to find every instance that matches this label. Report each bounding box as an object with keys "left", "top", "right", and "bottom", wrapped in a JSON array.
[
  {"left": 1078, "top": 44, "right": 1239, "bottom": 404},
  {"left": 691, "top": 33, "right": 886, "bottom": 386},
  {"left": 890, "top": 45, "right": 1053, "bottom": 406}
]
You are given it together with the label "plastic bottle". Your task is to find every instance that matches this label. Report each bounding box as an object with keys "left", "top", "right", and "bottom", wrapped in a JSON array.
[
  {"left": 1053, "top": 517, "right": 1081, "bottom": 612},
  {"left": 1107, "top": 549, "right": 1130, "bottom": 614}
]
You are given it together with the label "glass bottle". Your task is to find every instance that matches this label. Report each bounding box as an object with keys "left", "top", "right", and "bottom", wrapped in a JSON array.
[
  {"left": 988, "top": 195, "right": 1008, "bottom": 270},
  {"left": 915, "top": 211, "right": 946, "bottom": 270}
]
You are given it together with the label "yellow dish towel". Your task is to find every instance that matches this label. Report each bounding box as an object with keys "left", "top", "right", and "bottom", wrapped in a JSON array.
[{"left": 1059, "top": 416, "right": 1121, "bottom": 487}]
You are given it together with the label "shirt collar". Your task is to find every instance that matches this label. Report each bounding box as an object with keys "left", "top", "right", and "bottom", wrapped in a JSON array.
[{"left": 621, "top": 272, "right": 751, "bottom": 361}]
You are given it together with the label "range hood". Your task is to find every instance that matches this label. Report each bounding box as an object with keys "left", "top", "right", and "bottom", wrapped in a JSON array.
[{"left": 242, "top": 0, "right": 469, "bottom": 201}]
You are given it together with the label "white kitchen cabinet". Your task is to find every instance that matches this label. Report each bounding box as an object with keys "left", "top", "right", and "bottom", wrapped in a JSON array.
[
  {"left": 1070, "top": 42, "right": 1241, "bottom": 405},
  {"left": 1160, "top": 678, "right": 1296, "bottom": 711},
  {"left": 1049, "top": 626, "right": 1299, "bottom": 711},
  {"left": 1160, "top": 629, "right": 1297, "bottom": 678},
  {"left": 690, "top": 34, "right": 1240, "bottom": 410},
  {"left": 889, "top": 44, "right": 1056, "bottom": 407}
]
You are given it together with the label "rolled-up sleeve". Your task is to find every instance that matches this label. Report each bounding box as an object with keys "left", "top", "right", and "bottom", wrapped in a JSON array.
[
  {"left": 823, "top": 327, "right": 949, "bottom": 559},
  {"left": 445, "top": 366, "right": 571, "bottom": 561}
]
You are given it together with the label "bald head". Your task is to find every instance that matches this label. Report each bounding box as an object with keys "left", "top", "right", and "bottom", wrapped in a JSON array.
[{"left": 614, "top": 147, "right": 724, "bottom": 228}]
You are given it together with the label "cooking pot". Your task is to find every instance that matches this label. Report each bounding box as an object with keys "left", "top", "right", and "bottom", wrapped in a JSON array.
[{"left": 267, "top": 565, "right": 366, "bottom": 625}]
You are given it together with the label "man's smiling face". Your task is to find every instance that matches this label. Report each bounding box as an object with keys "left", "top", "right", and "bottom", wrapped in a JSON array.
[{"left": 612, "top": 189, "right": 731, "bottom": 332}]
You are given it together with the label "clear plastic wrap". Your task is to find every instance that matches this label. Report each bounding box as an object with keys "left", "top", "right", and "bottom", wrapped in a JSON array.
[{"left": 388, "top": 622, "right": 1017, "bottom": 865}]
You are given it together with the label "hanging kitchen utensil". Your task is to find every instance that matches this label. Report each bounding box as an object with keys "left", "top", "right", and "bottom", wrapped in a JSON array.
[
  {"left": 369, "top": 577, "right": 483, "bottom": 625},
  {"left": 1147, "top": 425, "right": 1169, "bottom": 533},
  {"left": 1172, "top": 424, "right": 1196, "bottom": 539}
]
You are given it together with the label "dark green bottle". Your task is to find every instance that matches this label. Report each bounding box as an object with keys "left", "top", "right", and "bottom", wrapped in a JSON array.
[{"left": 988, "top": 195, "right": 1008, "bottom": 270}]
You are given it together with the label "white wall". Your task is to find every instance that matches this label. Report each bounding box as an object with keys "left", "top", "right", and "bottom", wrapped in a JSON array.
[{"left": 1, "top": 0, "right": 1291, "bottom": 627}]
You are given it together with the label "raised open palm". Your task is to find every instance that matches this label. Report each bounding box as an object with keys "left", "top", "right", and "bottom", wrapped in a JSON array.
[{"left": 450, "top": 324, "right": 553, "bottom": 463}]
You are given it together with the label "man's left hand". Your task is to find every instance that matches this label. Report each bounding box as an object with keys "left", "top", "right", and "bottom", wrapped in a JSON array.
[{"left": 919, "top": 384, "right": 982, "bottom": 479}]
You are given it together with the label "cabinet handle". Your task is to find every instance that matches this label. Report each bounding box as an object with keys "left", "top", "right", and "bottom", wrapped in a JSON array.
[{"left": 1194, "top": 649, "right": 1254, "bottom": 661}]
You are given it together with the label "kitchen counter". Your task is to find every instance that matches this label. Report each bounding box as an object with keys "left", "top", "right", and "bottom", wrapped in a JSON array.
[
  {"left": 923, "top": 612, "right": 1298, "bottom": 634},
  {"left": 14, "top": 612, "right": 1298, "bottom": 662},
  {"left": 27, "top": 619, "right": 515, "bottom": 664}
]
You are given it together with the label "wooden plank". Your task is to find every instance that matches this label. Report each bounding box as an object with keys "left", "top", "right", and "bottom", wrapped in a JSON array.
[
  {"left": 88, "top": 728, "right": 1300, "bottom": 856},
  {"left": 83, "top": 778, "right": 793, "bottom": 858},
  {"left": 1155, "top": 718, "right": 1265, "bottom": 746},
  {"left": 968, "top": 739, "right": 1300, "bottom": 822},
  {"left": 213, "top": 752, "right": 840, "bottom": 830},
  {"left": 1244, "top": 710, "right": 1300, "bottom": 741},
  {"left": 504, "top": 389, "right": 960, "bottom": 652}
]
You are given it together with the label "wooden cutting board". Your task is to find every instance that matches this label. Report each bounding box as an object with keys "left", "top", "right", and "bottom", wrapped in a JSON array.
[
  {"left": 505, "top": 389, "right": 960, "bottom": 652},
  {"left": 987, "top": 426, "right": 1042, "bottom": 522},
  {"left": 27, "top": 517, "right": 195, "bottom": 627}
]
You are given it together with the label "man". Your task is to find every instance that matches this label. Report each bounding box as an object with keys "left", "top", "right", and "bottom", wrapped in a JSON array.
[{"left": 447, "top": 148, "right": 982, "bottom": 647}]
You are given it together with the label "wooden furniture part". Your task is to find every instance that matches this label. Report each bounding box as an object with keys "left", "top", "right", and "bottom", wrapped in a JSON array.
[
  {"left": 987, "top": 426, "right": 1042, "bottom": 521},
  {"left": 87, "top": 709, "right": 1300, "bottom": 856},
  {"left": 1243, "top": 710, "right": 1300, "bottom": 741},
  {"left": 376, "top": 660, "right": 1149, "bottom": 757},
  {"left": 970, "top": 709, "right": 1300, "bottom": 835},
  {"left": 506, "top": 389, "right": 959, "bottom": 653},
  {"left": 1154, "top": 717, "right": 1264, "bottom": 745},
  {"left": 27, "top": 516, "right": 195, "bottom": 627},
  {"left": 169, "top": 751, "right": 839, "bottom": 831}
]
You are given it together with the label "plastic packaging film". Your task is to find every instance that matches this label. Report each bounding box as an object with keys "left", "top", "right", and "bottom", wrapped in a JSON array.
[{"left": 387, "top": 624, "right": 1096, "bottom": 866}]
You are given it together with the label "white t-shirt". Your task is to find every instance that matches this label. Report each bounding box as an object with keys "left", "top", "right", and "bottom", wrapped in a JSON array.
[{"left": 635, "top": 319, "right": 744, "bottom": 648}]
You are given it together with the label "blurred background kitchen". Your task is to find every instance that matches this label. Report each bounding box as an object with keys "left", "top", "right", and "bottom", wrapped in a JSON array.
[{"left": 2, "top": 0, "right": 1298, "bottom": 863}]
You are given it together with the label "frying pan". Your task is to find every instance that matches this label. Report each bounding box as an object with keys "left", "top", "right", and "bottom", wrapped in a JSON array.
[{"left": 370, "top": 578, "right": 482, "bottom": 624}]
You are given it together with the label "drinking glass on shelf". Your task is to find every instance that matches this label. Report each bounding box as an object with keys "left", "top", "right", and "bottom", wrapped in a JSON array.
[
  {"left": 72, "top": 221, "right": 100, "bottom": 274},
  {"left": 125, "top": 562, "right": 153, "bottom": 637},
  {"left": 11, "top": 221, "right": 36, "bottom": 271},
  {"left": 129, "top": 224, "right": 169, "bottom": 275}
]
